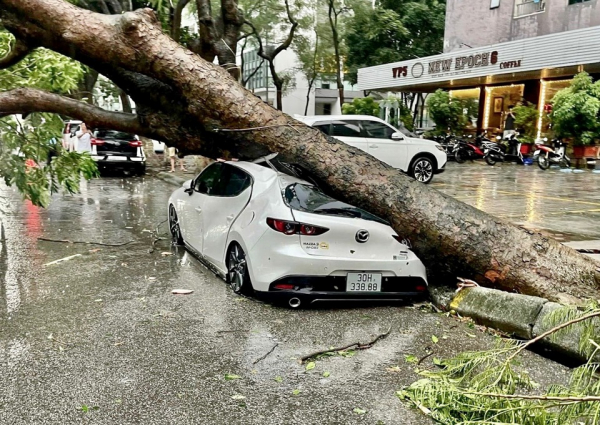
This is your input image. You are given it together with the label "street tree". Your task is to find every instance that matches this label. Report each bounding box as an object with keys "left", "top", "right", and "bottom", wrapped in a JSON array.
[
  {"left": 0, "top": 0, "right": 599, "bottom": 304},
  {"left": 241, "top": 0, "right": 301, "bottom": 110},
  {"left": 345, "top": 0, "right": 445, "bottom": 85}
]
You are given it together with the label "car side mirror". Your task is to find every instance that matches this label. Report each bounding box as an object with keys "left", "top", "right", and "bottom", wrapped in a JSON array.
[
  {"left": 183, "top": 179, "right": 193, "bottom": 195},
  {"left": 391, "top": 132, "right": 403, "bottom": 141}
]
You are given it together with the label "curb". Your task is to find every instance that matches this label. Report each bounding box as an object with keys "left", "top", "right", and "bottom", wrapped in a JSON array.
[
  {"left": 432, "top": 285, "right": 592, "bottom": 364},
  {"left": 156, "top": 171, "right": 187, "bottom": 187}
]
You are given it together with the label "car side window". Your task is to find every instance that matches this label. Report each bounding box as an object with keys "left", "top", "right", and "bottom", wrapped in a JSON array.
[
  {"left": 221, "top": 165, "right": 252, "bottom": 197},
  {"left": 194, "top": 163, "right": 222, "bottom": 195},
  {"left": 331, "top": 120, "right": 361, "bottom": 138},
  {"left": 361, "top": 120, "right": 396, "bottom": 139},
  {"left": 313, "top": 122, "right": 332, "bottom": 135}
]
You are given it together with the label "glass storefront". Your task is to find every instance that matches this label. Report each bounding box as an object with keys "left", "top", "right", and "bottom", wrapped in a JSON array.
[
  {"left": 449, "top": 88, "right": 480, "bottom": 133},
  {"left": 483, "top": 84, "right": 524, "bottom": 136}
]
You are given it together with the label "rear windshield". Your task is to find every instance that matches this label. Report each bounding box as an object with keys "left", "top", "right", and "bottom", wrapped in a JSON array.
[
  {"left": 284, "top": 183, "right": 388, "bottom": 225},
  {"left": 94, "top": 130, "right": 136, "bottom": 140}
]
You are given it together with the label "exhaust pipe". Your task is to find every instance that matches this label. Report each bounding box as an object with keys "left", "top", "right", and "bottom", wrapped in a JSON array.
[{"left": 288, "top": 297, "right": 302, "bottom": 308}]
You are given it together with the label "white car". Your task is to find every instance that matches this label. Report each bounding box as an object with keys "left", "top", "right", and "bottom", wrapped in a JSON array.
[
  {"left": 296, "top": 115, "right": 447, "bottom": 184},
  {"left": 167, "top": 158, "right": 428, "bottom": 307}
]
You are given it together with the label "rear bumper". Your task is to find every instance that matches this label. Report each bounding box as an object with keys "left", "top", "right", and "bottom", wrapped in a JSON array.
[
  {"left": 255, "top": 288, "right": 427, "bottom": 306},
  {"left": 247, "top": 237, "right": 428, "bottom": 292},
  {"left": 92, "top": 156, "right": 146, "bottom": 170}
]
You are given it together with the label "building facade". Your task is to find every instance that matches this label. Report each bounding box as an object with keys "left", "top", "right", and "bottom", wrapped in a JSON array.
[
  {"left": 444, "top": 0, "right": 600, "bottom": 53},
  {"left": 240, "top": 47, "right": 364, "bottom": 117},
  {"left": 358, "top": 0, "right": 600, "bottom": 138}
]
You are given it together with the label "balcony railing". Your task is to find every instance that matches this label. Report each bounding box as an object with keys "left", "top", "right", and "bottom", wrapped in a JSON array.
[{"left": 514, "top": 0, "right": 545, "bottom": 17}]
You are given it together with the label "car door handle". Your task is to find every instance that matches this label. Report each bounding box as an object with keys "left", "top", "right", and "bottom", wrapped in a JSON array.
[
  {"left": 369, "top": 144, "right": 378, "bottom": 148},
  {"left": 226, "top": 214, "right": 234, "bottom": 222},
  {"left": 195, "top": 207, "right": 202, "bottom": 213}
]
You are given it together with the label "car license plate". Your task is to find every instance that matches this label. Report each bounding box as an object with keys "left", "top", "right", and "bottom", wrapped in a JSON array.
[{"left": 346, "top": 273, "right": 382, "bottom": 292}]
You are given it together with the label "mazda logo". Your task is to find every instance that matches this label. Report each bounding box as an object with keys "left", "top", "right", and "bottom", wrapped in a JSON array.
[{"left": 355, "top": 230, "right": 369, "bottom": 243}]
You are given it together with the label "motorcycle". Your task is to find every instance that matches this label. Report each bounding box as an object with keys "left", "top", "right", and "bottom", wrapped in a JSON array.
[
  {"left": 454, "top": 134, "right": 486, "bottom": 163},
  {"left": 534, "top": 138, "right": 570, "bottom": 170},
  {"left": 484, "top": 133, "right": 523, "bottom": 166}
]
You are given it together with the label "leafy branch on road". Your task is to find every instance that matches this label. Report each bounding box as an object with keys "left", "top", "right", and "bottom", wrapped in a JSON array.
[
  {"left": 300, "top": 326, "right": 392, "bottom": 363},
  {"left": 400, "top": 301, "right": 600, "bottom": 424}
]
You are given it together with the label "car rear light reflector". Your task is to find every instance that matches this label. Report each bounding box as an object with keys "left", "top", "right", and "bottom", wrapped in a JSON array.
[
  {"left": 274, "top": 284, "right": 295, "bottom": 290},
  {"left": 91, "top": 138, "right": 105, "bottom": 146},
  {"left": 129, "top": 140, "right": 143, "bottom": 147},
  {"left": 266, "top": 218, "right": 328, "bottom": 236},
  {"left": 416, "top": 285, "right": 427, "bottom": 292}
]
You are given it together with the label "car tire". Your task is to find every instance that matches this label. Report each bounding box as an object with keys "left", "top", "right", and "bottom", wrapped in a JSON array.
[
  {"left": 411, "top": 156, "right": 434, "bottom": 184},
  {"left": 227, "top": 243, "right": 253, "bottom": 295},
  {"left": 137, "top": 164, "right": 146, "bottom": 176},
  {"left": 169, "top": 204, "right": 184, "bottom": 245}
]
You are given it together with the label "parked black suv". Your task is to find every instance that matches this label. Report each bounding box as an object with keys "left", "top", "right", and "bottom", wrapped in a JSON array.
[{"left": 91, "top": 129, "right": 146, "bottom": 175}]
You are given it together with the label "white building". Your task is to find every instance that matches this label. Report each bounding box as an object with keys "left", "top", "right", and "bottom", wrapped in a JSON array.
[{"left": 240, "top": 47, "right": 364, "bottom": 117}]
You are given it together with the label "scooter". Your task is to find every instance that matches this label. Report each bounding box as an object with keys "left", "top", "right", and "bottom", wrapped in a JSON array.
[
  {"left": 534, "top": 138, "right": 570, "bottom": 170},
  {"left": 454, "top": 135, "right": 486, "bottom": 163},
  {"left": 484, "top": 133, "right": 523, "bottom": 166}
]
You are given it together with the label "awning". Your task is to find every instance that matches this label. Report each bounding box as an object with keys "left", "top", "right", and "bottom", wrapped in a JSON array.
[{"left": 357, "top": 25, "right": 600, "bottom": 92}]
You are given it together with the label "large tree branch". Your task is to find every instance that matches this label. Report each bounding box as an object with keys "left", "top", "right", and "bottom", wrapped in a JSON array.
[
  {"left": 0, "top": 37, "right": 33, "bottom": 69},
  {"left": 0, "top": 88, "right": 143, "bottom": 134}
]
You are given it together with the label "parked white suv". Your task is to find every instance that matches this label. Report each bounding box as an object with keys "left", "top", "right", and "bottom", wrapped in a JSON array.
[{"left": 297, "top": 115, "right": 447, "bottom": 183}]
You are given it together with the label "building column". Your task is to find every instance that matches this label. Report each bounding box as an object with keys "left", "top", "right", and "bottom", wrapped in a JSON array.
[{"left": 476, "top": 86, "right": 486, "bottom": 134}]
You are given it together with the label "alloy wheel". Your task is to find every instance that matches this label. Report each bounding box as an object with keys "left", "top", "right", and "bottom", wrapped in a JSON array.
[
  {"left": 228, "top": 244, "right": 247, "bottom": 294},
  {"left": 169, "top": 205, "right": 183, "bottom": 245},
  {"left": 413, "top": 158, "right": 433, "bottom": 183}
]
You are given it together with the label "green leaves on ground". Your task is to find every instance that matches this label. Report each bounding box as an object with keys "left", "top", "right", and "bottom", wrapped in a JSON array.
[
  {"left": 401, "top": 302, "right": 600, "bottom": 424},
  {"left": 224, "top": 374, "right": 242, "bottom": 380},
  {"left": 322, "top": 371, "right": 330, "bottom": 378},
  {"left": 274, "top": 376, "right": 283, "bottom": 383},
  {"left": 353, "top": 407, "right": 367, "bottom": 415},
  {"left": 431, "top": 335, "right": 439, "bottom": 344},
  {"left": 292, "top": 389, "right": 301, "bottom": 396},
  {"left": 305, "top": 361, "right": 315, "bottom": 371}
]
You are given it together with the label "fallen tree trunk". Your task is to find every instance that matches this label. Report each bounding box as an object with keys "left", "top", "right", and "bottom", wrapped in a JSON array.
[{"left": 0, "top": 0, "right": 599, "bottom": 304}]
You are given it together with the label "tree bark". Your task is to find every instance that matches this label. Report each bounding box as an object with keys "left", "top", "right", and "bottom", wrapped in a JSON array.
[
  {"left": 0, "top": 0, "right": 599, "bottom": 304},
  {"left": 119, "top": 89, "right": 132, "bottom": 113}
]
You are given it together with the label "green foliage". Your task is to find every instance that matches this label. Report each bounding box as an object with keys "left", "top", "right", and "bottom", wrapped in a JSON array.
[
  {"left": 513, "top": 102, "right": 539, "bottom": 144},
  {"left": 380, "top": 94, "right": 415, "bottom": 131},
  {"left": 345, "top": 0, "right": 445, "bottom": 85},
  {"left": 0, "top": 114, "right": 99, "bottom": 207},
  {"left": 426, "top": 90, "right": 468, "bottom": 134},
  {"left": 342, "top": 97, "right": 380, "bottom": 116},
  {"left": 551, "top": 72, "right": 600, "bottom": 146},
  {"left": 0, "top": 32, "right": 84, "bottom": 93},
  {"left": 401, "top": 302, "right": 600, "bottom": 424}
]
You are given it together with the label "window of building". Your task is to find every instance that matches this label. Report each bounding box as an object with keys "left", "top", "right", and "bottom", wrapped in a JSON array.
[
  {"left": 323, "top": 104, "right": 332, "bottom": 115},
  {"left": 490, "top": 0, "right": 500, "bottom": 9},
  {"left": 569, "top": 0, "right": 592, "bottom": 4},
  {"left": 321, "top": 82, "right": 331, "bottom": 89}
]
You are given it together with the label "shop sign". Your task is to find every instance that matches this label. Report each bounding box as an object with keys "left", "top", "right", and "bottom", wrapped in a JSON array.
[{"left": 392, "top": 50, "right": 506, "bottom": 79}]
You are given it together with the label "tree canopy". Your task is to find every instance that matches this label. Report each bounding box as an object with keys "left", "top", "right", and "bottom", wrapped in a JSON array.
[{"left": 345, "top": 0, "right": 445, "bottom": 85}]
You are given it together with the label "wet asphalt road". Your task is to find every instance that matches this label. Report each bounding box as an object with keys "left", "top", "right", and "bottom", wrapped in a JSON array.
[
  {"left": 433, "top": 161, "right": 600, "bottom": 241},
  {"left": 0, "top": 176, "right": 571, "bottom": 424}
]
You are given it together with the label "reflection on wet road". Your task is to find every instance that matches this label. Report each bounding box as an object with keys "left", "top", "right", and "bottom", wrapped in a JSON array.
[
  {"left": 433, "top": 162, "right": 600, "bottom": 241},
  {"left": 0, "top": 176, "right": 570, "bottom": 424}
]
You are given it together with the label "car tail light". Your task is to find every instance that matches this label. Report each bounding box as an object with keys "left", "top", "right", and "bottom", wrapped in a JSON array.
[
  {"left": 91, "top": 138, "right": 105, "bottom": 146},
  {"left": 274, "top": 284, "right": 295, "bottom": 290},
  {"left": 416, "top": 285, "right": 427, "bottom": 292},
  {"left": 266, "top": 218, "right": 328, "bottom": 236},
  {"left": 129, "top": 140, "right": 143, "bottom": 147}
]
